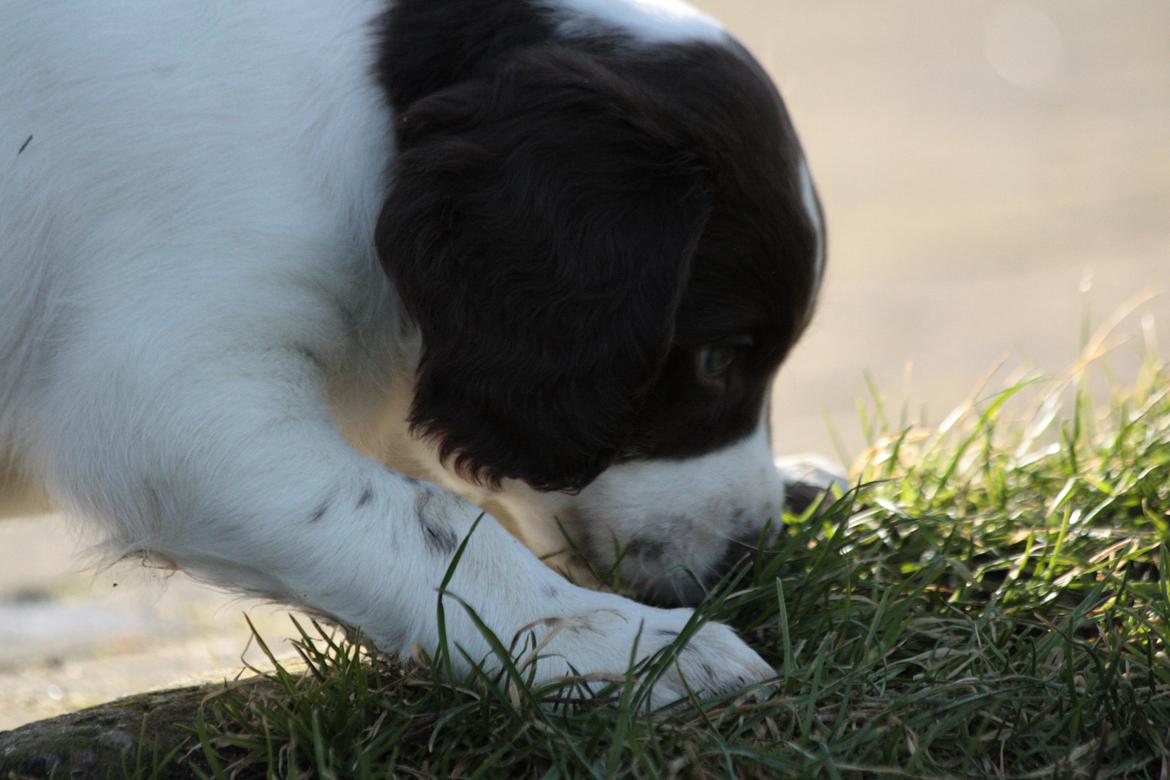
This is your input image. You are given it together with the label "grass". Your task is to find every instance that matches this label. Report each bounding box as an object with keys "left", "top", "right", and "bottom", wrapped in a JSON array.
[{"left": 153, "top": 343, "right": 1169, "bottom": 779}]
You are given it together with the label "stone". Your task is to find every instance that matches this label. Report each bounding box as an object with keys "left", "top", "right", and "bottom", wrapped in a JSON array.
[{"left": 0, "top": 683, "right": 231, "bottom": 779}]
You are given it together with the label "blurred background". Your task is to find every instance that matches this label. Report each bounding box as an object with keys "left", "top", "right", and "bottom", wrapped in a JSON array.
[
  {"left": 754, "top": 0, "right": 1170, "bottom": 453},
  {"left": 2, "top": 0, "right": 1168, "bottom": 729}
]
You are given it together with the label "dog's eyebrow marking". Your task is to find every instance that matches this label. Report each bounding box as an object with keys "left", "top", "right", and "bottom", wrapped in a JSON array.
[
  {"left": 355, "top": 484, "right": 373, "bottom": 509},
  {"left": 414, "top": 487, "right": 458, "bottom": 555}
]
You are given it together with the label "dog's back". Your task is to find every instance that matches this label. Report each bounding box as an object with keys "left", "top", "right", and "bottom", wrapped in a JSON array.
[{"left": 0, "top": 0, "right": 395, "bottom": 515}]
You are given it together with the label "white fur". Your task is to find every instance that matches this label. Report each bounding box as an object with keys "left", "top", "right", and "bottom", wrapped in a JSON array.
[
  {"left": 548, "top": 0, "right": 725, "bottom": 44},
  {"left": 0, "top": 0, "right": 778, "bottom": 704},
  {"left": 488, "top": 409, "right": 783, "bottom": 605}
]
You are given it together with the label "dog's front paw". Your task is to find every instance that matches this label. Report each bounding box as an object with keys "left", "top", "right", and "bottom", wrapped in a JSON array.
[
  {"left": 515, "top": 593, "right": 774, "bottom": 709},
  {"left": 634, "top": 610, "right": 776, "bottom": 708}
]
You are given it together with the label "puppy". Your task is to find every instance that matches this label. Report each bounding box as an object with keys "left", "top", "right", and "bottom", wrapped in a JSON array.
[{"left": 0, "top": 0, "right": 827, "bottom": 706}]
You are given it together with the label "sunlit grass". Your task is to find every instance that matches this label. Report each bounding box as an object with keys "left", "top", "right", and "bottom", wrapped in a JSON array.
[{"left": 160, "top": 344, "right": 1169, "bottom": 779}]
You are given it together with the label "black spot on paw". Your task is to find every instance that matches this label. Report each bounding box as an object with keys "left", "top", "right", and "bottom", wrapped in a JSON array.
[
  {"left": 356, "top": 484, "right": 374, "bottom": 509},
  {"left": 414, "top": 487, "right": 459, "bottom": 555}
]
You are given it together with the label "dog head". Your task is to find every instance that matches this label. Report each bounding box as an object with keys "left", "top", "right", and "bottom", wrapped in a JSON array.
[{"left": 376, "top": 0, "right": 825, "bottom": 605}]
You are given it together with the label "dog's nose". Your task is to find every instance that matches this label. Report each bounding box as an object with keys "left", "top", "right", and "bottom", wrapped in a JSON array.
[
  {"left": 710, "top": 531, "right": 762, "bottom": 585},
  {"left": 775, "top": 455, "right": 849, "bottom": 514},
  {"left": 784, "top": 478, "right": 828, "bottom": 515}
]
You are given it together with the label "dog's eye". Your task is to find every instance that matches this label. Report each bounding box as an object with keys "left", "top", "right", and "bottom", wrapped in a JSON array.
[
  {"left": 698, "top": 346, "right": 736, "bottom": 377},
  {"left": 696, "top": 336, "right": 755, "bottom": 381}
]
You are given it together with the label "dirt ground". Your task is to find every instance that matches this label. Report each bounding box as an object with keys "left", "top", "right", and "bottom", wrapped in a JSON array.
[{"left": 2, "top": 1, "right": 1168, "bottom": 729}]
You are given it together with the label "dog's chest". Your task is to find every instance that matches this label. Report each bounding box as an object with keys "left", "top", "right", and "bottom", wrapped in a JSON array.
[{"left": 0, "top": 454, "right": 50, "bottom": 518}]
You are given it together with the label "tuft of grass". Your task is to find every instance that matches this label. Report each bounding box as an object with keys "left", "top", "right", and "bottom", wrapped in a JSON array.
[{"left": 161, "top": 351, "right": 1169, "bottom": 778}]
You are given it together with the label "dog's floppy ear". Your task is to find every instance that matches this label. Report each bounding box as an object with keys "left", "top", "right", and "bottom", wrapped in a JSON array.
[{"left": 377, "top": 47, "right": 711, "bottom": 492}]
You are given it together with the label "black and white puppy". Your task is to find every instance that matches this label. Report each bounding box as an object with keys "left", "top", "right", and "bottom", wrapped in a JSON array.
[{"left": 0, "top": 0, "right": 828, "bottom": 705}]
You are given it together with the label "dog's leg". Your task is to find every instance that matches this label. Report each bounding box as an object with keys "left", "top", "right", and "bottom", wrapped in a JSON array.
[{"left": 32, "top": 345, "right": 772, "bottom": 706}]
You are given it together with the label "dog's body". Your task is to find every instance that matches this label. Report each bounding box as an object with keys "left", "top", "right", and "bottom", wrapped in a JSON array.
[{"left": 0, "top": 0, "right": 826, "bottom": 704}]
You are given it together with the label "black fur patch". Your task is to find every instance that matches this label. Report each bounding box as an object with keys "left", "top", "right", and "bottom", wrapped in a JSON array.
[{"left": 376, "top": 1, "right": 820, "bottom": 491}]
